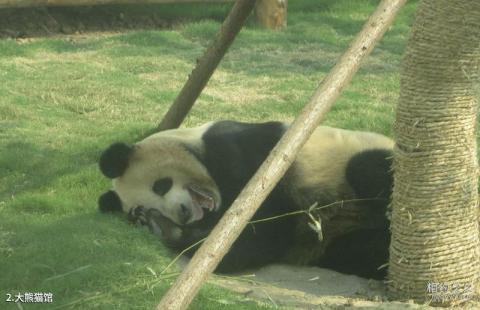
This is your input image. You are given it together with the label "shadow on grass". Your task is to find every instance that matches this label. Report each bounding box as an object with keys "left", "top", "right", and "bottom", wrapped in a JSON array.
[
  {"left": 0, "top": 3, "right": 232, "bottom": 39},
  {"left": 0, "top": 0, "right": 413, "bottom": 82},
  {"left": 0, "top": 127, "right": 147, "bottom": 202},
  {"left": 0, "top": 211, "right": 172, "bottom": 308},
  {"left": 0, "top": 141, "right": 96, "bottom": 199}
]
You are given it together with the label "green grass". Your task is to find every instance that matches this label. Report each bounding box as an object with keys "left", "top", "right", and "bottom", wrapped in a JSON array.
[{"left": 0, "top": 0, "right": 418, "bottom": 308}]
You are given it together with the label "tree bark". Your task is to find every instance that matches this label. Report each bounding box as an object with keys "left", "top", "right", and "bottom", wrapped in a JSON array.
[
  {"left": 157, "top": 0, "right": 256, "bottom": 131},
  {"left": 156, "top": 1, "right": 406, "bottom": 309},
  {"left": 255, "top": 0, "right": 287, "bottom": 30},
  {"left": 388, "top": 0, "right": 480, "bottom": 305}
]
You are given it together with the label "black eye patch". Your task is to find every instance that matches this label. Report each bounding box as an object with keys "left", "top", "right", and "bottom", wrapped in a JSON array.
[{"left": 153, "top": 178, "right": 173, "bottom": 196}]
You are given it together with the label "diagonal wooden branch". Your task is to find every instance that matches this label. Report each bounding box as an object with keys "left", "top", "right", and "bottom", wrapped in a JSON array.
[
  {"left": 157, "top": 0, "right": 256, "bottom": 131},
  {"left": 157, "top": 0, "right": 406, "bottom": 309}
]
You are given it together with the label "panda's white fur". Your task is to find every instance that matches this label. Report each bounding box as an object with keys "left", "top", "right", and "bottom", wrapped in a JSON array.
[
  {"left": 113, "top": 123, "right": 221, "bottom": 225},
  {"left": 99, "top": 120, "right": 393, "bottom": 278},
  {"left": 288, "top": 126, "right": 393, "bottom": 206}
]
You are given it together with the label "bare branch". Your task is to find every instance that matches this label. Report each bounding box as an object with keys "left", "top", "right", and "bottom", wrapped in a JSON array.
[{"left": 157, "top": 0, "right": 256, "bottom": 131}]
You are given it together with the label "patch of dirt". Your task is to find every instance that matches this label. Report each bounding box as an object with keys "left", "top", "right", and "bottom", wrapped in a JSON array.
[
  {"left": 209, "top": 264, "right": 480, "bottom": 309},
  {"left": 172, "top": 255, "right": 480, "bottom": 309},
  {"left": 0, "top": 5, "right": 175, "bottom": 38},
  {"left": 210, "top": 264, "right": 427, "bottom": 309}
]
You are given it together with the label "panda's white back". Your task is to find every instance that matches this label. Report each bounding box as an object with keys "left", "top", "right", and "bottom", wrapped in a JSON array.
[{"left": 288, "top": 125, "right": 393, "bottom": 208}]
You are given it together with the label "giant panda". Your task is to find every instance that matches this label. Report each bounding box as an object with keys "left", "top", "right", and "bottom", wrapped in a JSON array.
[{"left": 98, "top": 120, "right": 393, "bottom": 279}]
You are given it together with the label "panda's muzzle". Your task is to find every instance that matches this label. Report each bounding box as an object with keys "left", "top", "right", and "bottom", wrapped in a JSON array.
[
  {"left": 176, "top": 202, "right": 208, "bottom": 225},
  {"left": 177, "top": 185, "right": 216, "bottom": 224},
  {"left": 178, "top": 204, "right": 192, "bottom": 225}
]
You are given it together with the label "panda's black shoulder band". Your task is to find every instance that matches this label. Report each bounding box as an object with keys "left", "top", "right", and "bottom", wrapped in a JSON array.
[
  {"left": 99, "top": 142, "right": 133, "bottom": 178},
  {"left": 98, "top": 190, "right": 123, "bottom": 213}
]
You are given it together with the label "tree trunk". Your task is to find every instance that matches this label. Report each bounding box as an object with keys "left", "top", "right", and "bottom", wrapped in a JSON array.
[
  {"left": 255, "top": 0, "right": 287, "bottom": 30},
  {"left": 388, "top": 0, "right": 480, "bottom": 305}
]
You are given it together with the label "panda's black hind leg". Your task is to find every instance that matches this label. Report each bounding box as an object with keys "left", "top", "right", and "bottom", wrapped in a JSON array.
[
  {"left": 345, "top": 149, "right": 393, "bottom": 210},
  {"left": 333, "top": 148, "right": 392, "bottom": 279},
  {"left": 319, "top": 227, "right": 390, "bottom": 280}
]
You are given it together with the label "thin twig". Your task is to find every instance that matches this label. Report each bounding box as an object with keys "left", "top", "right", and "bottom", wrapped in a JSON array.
[
  {"left": 248, "top": 198, "right": 386, "bottom": 224},
  {"left": 160, "top": 238, "right": 207, "bottom": 275}
]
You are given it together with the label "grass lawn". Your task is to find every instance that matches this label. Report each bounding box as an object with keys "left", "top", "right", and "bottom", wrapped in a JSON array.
[{"left": 0, "top": 0, "right": 418, "bottom": 308}]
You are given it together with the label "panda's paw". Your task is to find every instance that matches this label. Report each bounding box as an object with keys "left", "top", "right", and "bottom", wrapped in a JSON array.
[
  {"left": 145, "top": 209, "right": 166, "bottom": 238},
  {"left": 128, "top": 206, "right": 148, "bottom": 226}
]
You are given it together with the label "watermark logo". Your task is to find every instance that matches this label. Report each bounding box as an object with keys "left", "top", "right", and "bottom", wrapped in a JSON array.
[
  {"left": 6, "top": 292, "right": 53, "bottom": 303},
  {"left": 426, "top": 282, "right": 475, "bottom": 303}
]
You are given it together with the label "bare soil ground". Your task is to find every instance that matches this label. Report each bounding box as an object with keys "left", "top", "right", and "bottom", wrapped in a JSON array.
[
  {"left": 0, "top": 6, "right": 174, "bottom": 38},
  {"left": 211, "top": 264, "right": 427, "bottom": 309},
  {"left": 174, "top": 257, "right": 445, "bottom": 309},
  {"left": 210, "top": 264, "right": 480, "bottom": 309}
]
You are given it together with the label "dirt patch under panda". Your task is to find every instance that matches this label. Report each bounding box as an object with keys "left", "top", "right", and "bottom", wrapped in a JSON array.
[
  {"left": 207, "top": 264, "right": 480, "bottom": 309},
  {"left": 210, "top": 264, "right": 430, "bottom": 309},
  {"left": 172, "top": 253, "right": 480, "bottom": 309}
]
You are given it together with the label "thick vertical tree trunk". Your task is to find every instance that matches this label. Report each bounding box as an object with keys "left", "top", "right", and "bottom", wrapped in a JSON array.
[
  {"left": 388, "top": 0, "right": 480, "bottom": 305},
  {"left": 255, "top": 0, "right": 287, "bottom": 30}
]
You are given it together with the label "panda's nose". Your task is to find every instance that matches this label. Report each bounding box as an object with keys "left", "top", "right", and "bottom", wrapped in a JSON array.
[{"left": 178, "top": 204, "right": 191, "bottom": 224}]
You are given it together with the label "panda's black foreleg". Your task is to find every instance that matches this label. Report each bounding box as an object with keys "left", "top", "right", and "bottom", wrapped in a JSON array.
[
  {"left": 214, "top": 217, "right": 297, "bottom": 273},
  {"left": 127, "top": 207, "right": 178, "bottom": 241},
  {"left": 215, "top": 236, "right": 287, "bottom": 273},
  {"left": 127, "top": 205, "right": 296, "bottom": 274}
]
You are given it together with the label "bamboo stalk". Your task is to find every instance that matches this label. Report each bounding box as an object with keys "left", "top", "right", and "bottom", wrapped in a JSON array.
[
  {"left": 156, "top": 0, "right": 406, "bottom": 309},
  {"left": 157, "top": 0, "right": 256, "bottom": 131}
]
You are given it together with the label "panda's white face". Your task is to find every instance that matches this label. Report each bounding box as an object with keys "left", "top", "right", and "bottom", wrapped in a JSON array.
[{"left": 112, "top": 137, "right": 221, "bottom": 226}]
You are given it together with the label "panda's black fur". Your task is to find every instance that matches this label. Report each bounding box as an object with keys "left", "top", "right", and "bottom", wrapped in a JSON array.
[
  {"left": 99, "top": 143, "right": 134, "bottom": 179},
  {"left": 98, "top": 120, "right": 393, "bottom": 279}
]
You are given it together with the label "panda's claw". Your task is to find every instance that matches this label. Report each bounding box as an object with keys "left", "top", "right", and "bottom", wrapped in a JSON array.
[{"left": 128, "top": 206, "right": 148, "bottom": 226}]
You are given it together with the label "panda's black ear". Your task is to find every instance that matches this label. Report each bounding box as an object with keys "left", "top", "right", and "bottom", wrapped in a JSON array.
[
  {"left": 98, "top": 190, "right": 123, "bottom": 213},
  {"left": 99, "top": 142, "right": 133, "bottom": 178}
]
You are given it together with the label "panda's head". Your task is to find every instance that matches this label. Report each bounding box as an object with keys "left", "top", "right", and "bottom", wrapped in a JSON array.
[{"left": 98, "top": 133, "right": 221, "bottom": 226}]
